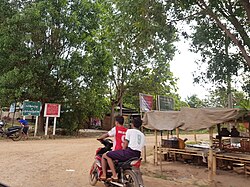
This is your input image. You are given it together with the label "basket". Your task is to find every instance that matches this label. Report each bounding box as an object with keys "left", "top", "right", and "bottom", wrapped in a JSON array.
[
  {"left": 240, "top": 139, "right": 250, "bottom": 151},
  {"left": 162, "top": 139, "right": 179, "bottom": 148}
]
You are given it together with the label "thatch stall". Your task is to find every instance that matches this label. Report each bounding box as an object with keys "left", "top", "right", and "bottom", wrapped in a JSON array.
[{"left": 142, "top": 107, "right": 250, "bottom": 180}]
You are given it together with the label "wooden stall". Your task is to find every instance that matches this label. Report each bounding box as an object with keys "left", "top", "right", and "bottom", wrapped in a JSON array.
[{"left": 142, "top": 107, "right": 250, "bottom": 180}]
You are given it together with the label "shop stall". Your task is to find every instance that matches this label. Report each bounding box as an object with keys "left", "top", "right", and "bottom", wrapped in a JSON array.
[{"left": 142, "top": 107, "right": 250, "bottom": 180}]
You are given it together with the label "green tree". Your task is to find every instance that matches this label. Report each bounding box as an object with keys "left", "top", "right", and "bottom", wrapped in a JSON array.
[
  {"left": 185, "top": 94, "right": 206, "bottom": 108},
  {"left": 205, "top": 88, "right": 247, "bottom": 108},
  {"left": 0, "top": 0, "right": 111, "bottom": 133},
  {"left": 167, "top": 0, "right": 250, "bottom": 99},
  {"left": 190, "top": 17, "right": 249, "bottom": 101},
  {"left": 172, "top": 0, "right": 250, "bottom": 68},
  {"left": 123, "top": 65, "right": 180, "bottom": 111},
  {"left": 100, "top": 0, "right": 178, "bottom": 125}
]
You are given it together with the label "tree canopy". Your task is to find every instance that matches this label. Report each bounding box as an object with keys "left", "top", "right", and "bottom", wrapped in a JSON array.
[{"left": 0, "top": 0, "right": 111, "bottom": 132}]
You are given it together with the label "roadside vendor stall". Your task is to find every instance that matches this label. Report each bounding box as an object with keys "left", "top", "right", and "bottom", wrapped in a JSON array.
[{"left": 142, "top": 107, "right": 250, "bottom": 180}]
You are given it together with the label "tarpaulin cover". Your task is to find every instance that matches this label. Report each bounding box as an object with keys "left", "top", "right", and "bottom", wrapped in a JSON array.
[
  {"left": 177, "top": 107, "right": 240, "bottom": 130},
  {"left": 142, "top": 107, "right": 241, "bottom": 131},
  {"left": 142, "top": 110, "right": 180, "bottom": 130}
]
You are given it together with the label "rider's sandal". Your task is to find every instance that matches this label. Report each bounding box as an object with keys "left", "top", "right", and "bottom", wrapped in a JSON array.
[
  {"left": 110, "top": 176, "right": 118, "bottom": 182},
  {"left": 100, "top": 176, "right": 106, "bottom": 181}
]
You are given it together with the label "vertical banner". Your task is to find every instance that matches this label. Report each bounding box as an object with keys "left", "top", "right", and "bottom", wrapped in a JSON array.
[
  {"left": 157, "top": 95, "right": 174, "bottom": 111},
  {"left": 139, "top": 93, "right": 154, "bottom": 112}
]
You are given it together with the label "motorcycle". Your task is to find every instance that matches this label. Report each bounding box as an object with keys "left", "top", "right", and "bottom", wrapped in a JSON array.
[
  {"left": 0, "top": 120, "right": 23, "bottom": 141},
  {"left": 89, "top": 139, "right": 144, "bottom": 187}
]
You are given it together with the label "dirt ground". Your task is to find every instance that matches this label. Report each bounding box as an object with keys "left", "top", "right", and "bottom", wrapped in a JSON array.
[{"left": 0, "top": 133, "right": 249, "bottom": 187}]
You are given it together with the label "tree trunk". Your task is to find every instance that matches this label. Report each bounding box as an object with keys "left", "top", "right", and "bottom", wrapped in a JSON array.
[
  {"left": 37, "top": 103, "right": 45, "bottom": 135},
  {"left": 110, "top": 102, "right": 115, "bottom": 128}
]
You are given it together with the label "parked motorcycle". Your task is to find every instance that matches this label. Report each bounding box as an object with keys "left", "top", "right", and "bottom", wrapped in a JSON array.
[
  {"left": 89, "top": 139, "right": 144, "bottom": 187},
  {"left": 0, "top": 120, "right": 23, "bottom": 141}
]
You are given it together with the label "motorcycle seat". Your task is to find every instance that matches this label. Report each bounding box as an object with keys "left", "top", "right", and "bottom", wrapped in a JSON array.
[
  {"left": 116, "top": 157, "right": 141, "bottom": 168},
  {"left": 8, "top": 126, "right": 22, "bottom": 132}
]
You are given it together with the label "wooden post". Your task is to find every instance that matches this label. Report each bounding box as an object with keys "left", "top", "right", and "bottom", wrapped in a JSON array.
[
  {"left": 213, "top": 154, "right": 216, "bottom": 175},
  {"left": 52, "top": 117, "right": 57, "bottom": 139},
  {"left": 167, "top": 130, "right": 169, "bottom": 139},
  {"left": 194, "top": 132, "right": 197, "bottom": 143},
  {"left": 159, "top": 142, "right": 162, "bottom": 176},
  {"left": 34, "top": 116, "right": 38, "bottom": 137},
  {"left": 176, "top": 127, "right": 179, "bottom": 138},
  {"left": 155, "top": 130, "right": 158, "bottom": 165},
  {"left": 208, "top": 127, "right": 214, "bottom": 182},
  {"left": 153, "top": 130, "right": 157, "bottom": 165},
  {"left": 141, "top": 126, "right": 147, "bottom": 163},
  {"left": 45, "top": 117, "right": 49, "bottom": 137}
]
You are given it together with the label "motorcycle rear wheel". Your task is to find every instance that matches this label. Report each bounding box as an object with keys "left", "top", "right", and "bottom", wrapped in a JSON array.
[
  {"left": 10, "top": 129, "right": 23, "bottom": 141},
  {"left": 89, "top": 162, "right": 98, "bottom": 186},
  {"left": 123, "top": 170, "right": 140, "bottom": 187}
]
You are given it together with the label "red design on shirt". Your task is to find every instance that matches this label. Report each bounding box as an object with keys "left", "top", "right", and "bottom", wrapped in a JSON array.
[{"left": 114, "top": 126, "right": 127, "bottom": 150}]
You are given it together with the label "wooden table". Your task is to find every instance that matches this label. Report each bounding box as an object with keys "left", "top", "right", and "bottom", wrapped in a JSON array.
[
  {"left": 156, "top": 146, "right": 209, "bottom": 163},
  {"left": 215, "top": 151, "right": 250, "bottom": 176}
]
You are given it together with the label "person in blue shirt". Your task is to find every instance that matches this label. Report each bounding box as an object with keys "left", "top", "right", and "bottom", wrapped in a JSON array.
[{"left": 17, "top": 118, "right": 29, "bottom": 140}]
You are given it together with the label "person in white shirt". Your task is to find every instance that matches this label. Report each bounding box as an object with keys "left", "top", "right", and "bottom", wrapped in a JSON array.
[{"left": 102, "top": 117, "right": 145, "bottom": 181}]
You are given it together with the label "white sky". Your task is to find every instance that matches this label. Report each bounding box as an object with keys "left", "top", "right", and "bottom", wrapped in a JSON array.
[{"left": 170, "top": 40, "right": 212, "bottom": 100}]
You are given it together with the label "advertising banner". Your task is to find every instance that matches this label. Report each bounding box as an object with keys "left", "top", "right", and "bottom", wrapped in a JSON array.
[{"left": 139, "top": 93, "right": 154, "bottom": 112}]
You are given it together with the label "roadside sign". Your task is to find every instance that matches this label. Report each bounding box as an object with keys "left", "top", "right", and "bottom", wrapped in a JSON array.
[
  {"left": 158, "top": 95, "right": 174, "bottom": 111},
  {"left": 139, "top": 93, "right": 154, "bottom": 112},
  {"left": 44, "top": 103, "right": 61, "bottom": 137},
  {"left": 9, "top": 103, "right": 16, "bottom": 113},
  {"left": 22, "top": 101, "right": 42, "bottom": 116},
  {"left": 44, "top": 103, "right": 61, "bottom": 117}
]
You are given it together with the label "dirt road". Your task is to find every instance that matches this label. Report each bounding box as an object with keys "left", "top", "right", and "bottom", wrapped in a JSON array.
[
  {"left": 0, "top": 137, "right": 175, "bottom": 187},
  {"left": 0, "top": 135, "right": 249, "bottom": 187}
]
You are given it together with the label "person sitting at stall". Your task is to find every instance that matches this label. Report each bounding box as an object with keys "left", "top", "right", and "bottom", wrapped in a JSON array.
[{"left": 231, "top": 126, "right": 240, "bottom": 137}]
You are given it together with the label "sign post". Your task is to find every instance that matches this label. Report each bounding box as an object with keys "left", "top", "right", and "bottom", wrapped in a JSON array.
[
  {"left": 157, "top": 95, "right": 174, "bottom": 111},
  {"left": 139, "top": 93, "right": 153, "bottom": 112},
  {"left": 44, "top": 103, "right": 61, "bottom": 138},
  {"left": 22, "top": 101, "right": 42, "bottom": 136},
  {"left": 139, "top": 93, "right": 154, "bottom": 163}
]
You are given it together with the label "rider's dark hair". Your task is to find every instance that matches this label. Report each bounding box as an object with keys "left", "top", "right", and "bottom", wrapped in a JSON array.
[
  {"left": 115, "top": 116, "right": 124, "bottom": 125},
  {"left": 132, "top": 117, "right": 142, "bottom": 129}
]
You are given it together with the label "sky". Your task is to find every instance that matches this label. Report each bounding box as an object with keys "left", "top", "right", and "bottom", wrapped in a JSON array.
[{"left": 170, "top": 40, "right": 211, "bottom": 100}]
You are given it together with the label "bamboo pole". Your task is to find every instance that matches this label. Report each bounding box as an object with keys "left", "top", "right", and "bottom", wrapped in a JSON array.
[
  {"left": 141, "top": 126, "right": 147, "bottom": 163},
  {"left": 176, "top": 127, "right": 179, "bottom": 138},
  {"left": 153, "top": 130, "right": 157, "bottom": 165},
  {"left": 194, "top": 132, "right": 197, "bottom": 143},
  {"left": 155, "top": 130, "right": 158, "bottom": 166},
  {"left": 208, "top": 127, "right": 214, "bottom": 182},
  {"left": 159, "top": 142, "right": 162, "bottom": 176},
  {"left": 213, "top": 154, "right": 217, "bottom": 175}
]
